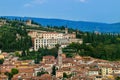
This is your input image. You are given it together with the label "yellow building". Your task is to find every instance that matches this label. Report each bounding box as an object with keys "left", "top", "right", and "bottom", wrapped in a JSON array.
[
  {"left": 100, "top": 66, "right": 113, "bottom": 76},
  {"left": 56, "top": 70, "right": 63, "bottom": 78},
  {"left": 0, "top": 54, "right": 4, "bottom": 59}
]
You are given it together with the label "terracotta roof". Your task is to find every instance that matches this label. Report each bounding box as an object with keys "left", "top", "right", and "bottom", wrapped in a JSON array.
[
  {"left": 39, "top": 74, "right": 52, "bottom": 80},
  {"left": 88, "top": 68, "right": 99, "bottom": 71},
  {"left": 63, "top": 58, "right": 74, "bottom": 63},
  {"left": 18, "top": 68, "right": 34, "bottom": 73},
  {"left": 43, "top": 56, "right": 55, "bottom": 59}
]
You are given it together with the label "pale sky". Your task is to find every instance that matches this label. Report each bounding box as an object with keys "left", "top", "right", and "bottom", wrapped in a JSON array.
[{"left": 0, "top": 0, "right": 120, "bottom": 23}]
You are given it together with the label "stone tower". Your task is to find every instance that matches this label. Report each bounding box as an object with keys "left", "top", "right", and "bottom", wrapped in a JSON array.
[
  {"left": 65, "top": 27, "right": 68, "bottom": 34},
  {"left": 26, "top": 19, "right": 32, "bottom": 26},
  {"left": 57, "top": 46, "right": 63, "bottom": 68}
]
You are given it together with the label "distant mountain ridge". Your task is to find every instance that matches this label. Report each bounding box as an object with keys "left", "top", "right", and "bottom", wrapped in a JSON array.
[{"left": 1, "top": 16, "right": 120, "bottom": 33}]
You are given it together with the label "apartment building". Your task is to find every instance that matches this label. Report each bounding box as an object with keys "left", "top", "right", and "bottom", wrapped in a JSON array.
[
  {"left": 100, "top": 66, "right": 113, "bottom": 76},
  {"left": 34, "top": 38, "right": 58, "bottom": 50}
]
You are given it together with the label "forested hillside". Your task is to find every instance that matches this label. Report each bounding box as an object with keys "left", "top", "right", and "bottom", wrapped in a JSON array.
[
  {"left": 1, "top": 18, "right": 120, "bottom": 61},
  {"left": 0, "top": 19, "right": 32, "bottom": 52},
  {"left": 63, "top": 33, "right": 120, "bottom": 61}
]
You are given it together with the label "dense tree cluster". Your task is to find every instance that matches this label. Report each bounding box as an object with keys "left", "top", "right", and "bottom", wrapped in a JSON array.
[
  {"left": 37, "top": 71, "right": 48, "bottom": 77},
  {"left": 63, "top": 32, "right": 120, "bottom": 61},
  {"left": 63, "top": 73, "right": 72, "bottom": 79},
  {"left": 0, "top": 59, "right": 4, "bottom": 64},
  {"left": 1, "top": 18, "right": 120, "bottom": 61},
  {"left": 0, "top": 21, "right": 32, "bottom": 52},
  {"left": 5, "top": 68, "right": 19, "bottom": 80},
  {"left": 51, "top": 66, "right": 56, "bottom": 75},
  {"left": 83, "top": 32, "right": 120, "bottom": 44},
  {"left": 19, "top": 47, "right": 58, "bottom": 63},
  {"left": 116, "top": 76, "right": 120, "bottom": 80}
]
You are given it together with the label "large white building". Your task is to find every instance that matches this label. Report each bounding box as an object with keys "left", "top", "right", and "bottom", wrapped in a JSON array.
[
  {"left": 28, "top": 28, "right": 83, "bottom": 51},
  {"left": 34, "top": 38, "right": 58, "bottom": 51}
]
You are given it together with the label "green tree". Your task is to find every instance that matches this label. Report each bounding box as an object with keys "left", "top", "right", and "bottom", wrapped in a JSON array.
[
  {"left": 5, "top": 72, "right": 13, "bottom": 80},
  {"left": 11, "top": 68, "right": 19, "bottom": 75},
  {"left": 5, "top": 68, "right": 19, "bottom": 80},
  {"left": 116, "top": 76, "right": 120, "bottom": 80},
  {"left": 63, "top": 73, "right": 72, "bottom": 78},
  {"left": 21, "top": 50, "right": 26, "bottom": 57},
  {"left": 15, "top": 51, "right": 20, "bottom": 57},
  {"left": 55, "top": 44, "right": 60, "bottom": 49},
  {"left": 0, "top": 59, "right": 4, "bottom": 64},
  {"left": 37, "top": 71, "right": 48, "bottom": 76},
  {"left": 34, "top": 58, "right": 39, "bottom": 64},
  {"left": 51, "top": 66, "right": 56, "bottom": 75}
]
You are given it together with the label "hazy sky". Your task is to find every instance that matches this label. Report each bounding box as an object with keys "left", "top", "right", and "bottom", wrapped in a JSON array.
[{"left": 0, "top": 0, "right": 120, "bottom": 23}]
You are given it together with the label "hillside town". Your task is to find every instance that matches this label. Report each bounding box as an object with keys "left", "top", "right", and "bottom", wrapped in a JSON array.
[
  {"left": 1, "top": 46, "right": 120, "bottom": 80},
  {"left": 1, "top": 0, "right": 120, "bottom": 79},
  {"left": 0, "top": 19, "right": 120, "bottom": 80}
]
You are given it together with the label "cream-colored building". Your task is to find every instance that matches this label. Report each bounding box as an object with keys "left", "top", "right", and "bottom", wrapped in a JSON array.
[
  {"left": 28, "top": 31, "right": 64, "bottom": 39},
  {"left": 34, "top": 38, "right": 83, "bottom": 51},
  {"left": 28, "top": 28, "right": 83, "bottom": 51},
  {"left": 63, "top": 33, "right": 76, "bottom": 39},
  {"left": 113, "top": 68, "right": 120, "bottom": 74},
  {"left": 34, "top": 38, "right": 58, "bottom": 51},
  {"left": 88, "top": 69, "right": 99, "bottom": 76},
  {"left": 100, "top": 66, "right": 113, "bottom": 76},
  {"left": 42, "top": 32, "right": 63, "bottom": 39}
]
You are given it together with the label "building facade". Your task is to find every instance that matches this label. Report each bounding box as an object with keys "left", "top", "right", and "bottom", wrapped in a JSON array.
[{"left": 28, "top": 28, "right": 83, "bottom": 51}]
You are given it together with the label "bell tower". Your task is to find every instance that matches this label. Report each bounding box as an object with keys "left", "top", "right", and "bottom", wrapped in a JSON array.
[{"left": 57, "top": 46, "right": 63, "bottom": 68}]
